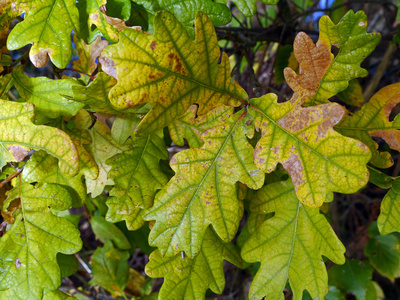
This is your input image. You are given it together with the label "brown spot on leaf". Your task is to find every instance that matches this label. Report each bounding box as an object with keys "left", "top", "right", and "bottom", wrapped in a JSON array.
[
  {"left": 282, "top": 154, "right": 305, "bottom": 187},
  {"left": 150, "top": 41, "right": 158, "bottom": 51},
  {"left": 7, "top": 145, "right": 29, "bottom": 162}
]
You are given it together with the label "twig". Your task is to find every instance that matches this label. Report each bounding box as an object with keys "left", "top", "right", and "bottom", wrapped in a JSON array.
[
  {"left": 0, "top": 167, "right": 23, "bottom": 189},
  {"left": 60, "top": 68, "right": 96, "bottom": 80},
  {"left": 74, "top": 253, "right": 92, "bottom": 275}
]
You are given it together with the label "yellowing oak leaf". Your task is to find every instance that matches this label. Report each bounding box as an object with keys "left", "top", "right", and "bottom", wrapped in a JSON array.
[
  {"left": 336, "top": 83, "right": 400, "bottom": 168},
  {"left": 0, "top": 99, "right": 79, "bottom": 176},
  {"left": 145, "top": 228, "right": 242, "bottom": 300},
  {"left": 249, "top": 93, "right": 370, "bottom": 207},
  {"left": 378, "top": 188, "right": 400, "bottom": 235},
  {"left": 241, "top": 180, "right": 345, "bottom": 300},
  {"left": 0, "top": 182, "right": 82, "bottom": 299},
  {"left": 7, "top": 0, "right": 80, "bottom": 68},
  {"left": 144, "top": 109, "right": 264, "bottom": 258},
  {"left": 105, "top": 132, "right": 169, "bottom": 230},
  {"left": 100, "top": 11, "right": 246, "bottom": 136}
]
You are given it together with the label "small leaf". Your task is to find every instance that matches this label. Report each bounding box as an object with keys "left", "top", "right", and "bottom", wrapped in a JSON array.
[
  {"left": 7, "top": 0, "right": 80, "bottom": 68},
  {"left": 249, "top": 93, "right": 371, "bottom": 207},
  {"left": 0, "top": 100, "right": 79, "bottom": 176},
  {"left": 22, "top": 151, "right": 85, "bottom": 207},
  {"left": 145, "top": 228, "right": 242, "bottom": 300},
  {"left": 145, "top": 110, "right": 264, "bottom": 257},
  {"left": 12, "top": 67, "right": 84, "bottom": 118},
  {"left": 365, "top": 222, "right": 400, "bottom": 280},
  {"left": 57, "top": 254, "right": 79, "bottom": 278},
  {"left": 230, "top": 0, "right": 279, "bottom": 17},
  {"left": 241, "top": 180, "right": 345, "bottom": 300},
  {"left": 90, "top": 215, "right": 131, "bottom": 250},
  {"left": 337, "top": 83, "right": 400, "bottom": 168},
  {"left": 89, "top": 240, "right": 129, "bottom": 298},
  {"left": 0, "top": 74, "right": 13, "bottom": 99},
  {"left": 86, "top": 121, "right": 128, "bottom": 197},
  {"left": 100, "top": 11, "right": 246, "bottom": 136},
  {"left": 311, "top": 10, "right": 380, "bottom": 104},
  {"left": 328, "top": 260, "right": 373, "bottom": 300},
  {"left": 0, "top": 183, "right": 82, "bottom": 299},
  {"left": 111, "top": 113, "right": 141, "bottom": 145},
  {"left": 377, "top": 188, "right": 400, "bottom": 235},
  {"left": 337, "top": 79, "right": 365, "bottom": 107},
  {"left": 72, "top": 35, "right": 109, "bottom": 84}
]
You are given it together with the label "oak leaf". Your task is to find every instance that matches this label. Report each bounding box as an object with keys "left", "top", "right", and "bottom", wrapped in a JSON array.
[
  {"left": 144, "top": 109, "right": 264, "bottom": 257},
  {"left": 7, "top": 0, "right": 80, "bottom": 68},
  {"left": 100, "top": 11, "right": 246, "bottom": 136},
  {"left": 249, "top": 93, "right": 371, "bottom": 207},
  {"left": 241, "top": 180, "right": 345, "bottom": 300}
]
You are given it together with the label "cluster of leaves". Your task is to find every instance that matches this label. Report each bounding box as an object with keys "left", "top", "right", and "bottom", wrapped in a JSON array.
[{"left": 0, "top": 0, "right": 400, "bottom": 299}]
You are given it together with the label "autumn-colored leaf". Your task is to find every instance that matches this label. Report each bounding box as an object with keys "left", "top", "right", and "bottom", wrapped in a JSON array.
[
  {"left": 336, "top": 83, "right": 400, "bottom": 168},
  {"left": 145, "top": 228, "right": 242, "bottom": 300},
  {"left": 241, "top": 180, "right": 345, "bottom": 300},
  {"left": 0, "top": 99, "right": 79, "bottom": 176},
  {"left": 12, "top": 67, "right": 84, "bottom": 118},
  {"left": 249, "top": 93, "right": 371, "bottom": 207},
  {"left": 145, "top": 109, "right": 264, "bottom": 258},
  {"left": 0, "top": 182, "right": 82, "bottom": 299},
  {"left": 168, "top": 105, "right": 232, "bottom": 148},
  {"left": 283, "top": 11, "right": 380, "bottom": 106},
  {"left": 72, "top": 35, "right": 109, "bottom": 84},
  {"left": 100, "top": 11, "right": 246, "bottom": 136},
  {"left": 7, "top": 0, "right": 80, "bottom": 68}
]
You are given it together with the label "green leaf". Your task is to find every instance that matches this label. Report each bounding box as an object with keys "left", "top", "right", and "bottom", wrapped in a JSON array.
[
  {"left": 106, "top": 0, "right": 131, "bottom": 21},
  {"left": 86, "top": 121, "right": 129, "bottom": 197},
  {"left": 90, "top": 215, "right": 131, "bottom": 250},
  {"left": 134, "top": 0, "right": 231, "bottom": 36},
  {"left": 89, "top": 240, "right": 129, "bottom": 298},
  {"left": 378, "top": 188, "right": 400, "bottom": 235},
  {"left": 145, "top": 228, "right": 242, "bottom": 299},
  {"left": 0, "top": 74, "right": 13, "bottom": 99},
  {"left": 0, "top": 183, "right": 82, "bottom": 299},
  {"left": 42, "top": 289, "right": 76, "bottom": 300},
  {"left": 71, "top": 72, "right": 124, "bottom": 114},
  {"left": 12, "top": 68, "right": 85, "bottom": 118},
  {"left": 57, "top": 254, "right": 79, "bottom": 278},
  {"left": 7, "top": 0, "right": 80, "bottom": 68},
  {"left": 78, "top": 0, "right": 125, "bottom": 43},
  {"left": 107, "top": 132, "right": 168, "bottom": 208},
  {"left": 22, "top": 151, "right": 86, "bottom": 207},
  {"left": 328, "top": 260, "right": 373, "bottom": 300},
  {"left": 365, "top": 222, "right": 400, "bottom": 280},
  {"left": 336, "top": 83, "right": 400, "bottom": 168},
  {"left": 111, "top": 113, "right": 141, "bottom": 145},
  {"left": 100, "top": 11, "right": 246, "bottom": 136},
  {"left": 168, "top": 105, "right": 232, "bottom": 148},
  {"left": 230, "top": 0, "right": 279, "bottom": 17},
  {"left": 337, "top": 79, "right": 365, "bottom": 107},
  {"left": 0, "top": 100, "right": 79, "bottom": 176},
  {"left": 311, "top": 10, "right": 380, "bottom": 104},
  {"left": 241, "top": 180, "right": 345, "bottom": 300},
  {"left": 249, "top": 93, "right": 371, "bottom": 207},
  {"left": 105, "top": 196, "right": 146, "bottom": 230},
  {"left": 145, "top": 110, "right": 264, "bottom": 258}
]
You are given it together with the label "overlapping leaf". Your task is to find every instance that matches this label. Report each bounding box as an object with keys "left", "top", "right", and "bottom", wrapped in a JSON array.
[
  {"left": 89, "top": 240, "right": 129, "bottom": 298},
  {"left": 293, "top": 10, "right": 380, "bottom": 105},
  {"left": 229, "top": 0, "right": 279, "bottom": 17},
  {"left": 134, "top": 0, "right": 232, "bottom": 36},
  {"left": 241, "top": 180, "right": 345, "bottom": 300},
  {"left": 72, "top": 35, "right": 109, "bottom": 84},
  {"left": 336, "top": 83, "right": 400, "bottom": 168},
  {"left": 100, "top": 11, "right": 246, "bottom": 136},
  {"left": 22, "top": 151, "right": 85, "bottom": 207},
  {"left": 249, "top": 93, "right": 371, "bottom": 207},
  {"left": 86, "top": 121, "right": 128, "bottom": 197},
  {"left": 168, "top": 105, "right": 232, "bottom": 148},
  {"left": 0, "top": 182, "right": 82, "bottom": 299},
  {"left": 0, "top": 99, "right": 79, "bottom": 176},
  {"left": 12, "top": 68, "right": 84, "bottom": 118},
  {"left": 105, "top": 132, "right": 168, "bottom": 229},
  {"left": 145, "top": 228, "right": 242, "bottom": 300},
  {"left": 7, "top": 0, "right": 80, "bottom": 68},
  {"left": 378, "top": 189, "right": 400, "bottom": 235},
  {"left": 144, "top": 109, "right": 264, "bottom": 258}
]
